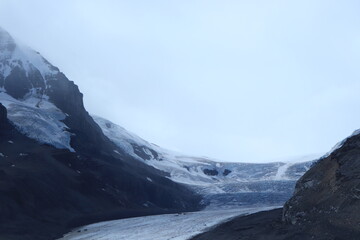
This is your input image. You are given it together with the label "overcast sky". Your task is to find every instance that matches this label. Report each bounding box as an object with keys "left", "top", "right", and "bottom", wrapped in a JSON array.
[{"left": 1, "top": 0, "right": 360, "bottom": 162}]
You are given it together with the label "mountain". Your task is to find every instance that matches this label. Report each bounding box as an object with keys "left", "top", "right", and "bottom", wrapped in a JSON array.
[
  {"left": 192, "top": 130, "right": 360, "bottom": 240},
  {"left": 0, "top": 28, "right": 200, "bottom": 240},
  {"left": 0, "top": 26, "right": 316, "bottom": 240},
  {"left": 94, "top": 115, "right": 317, "bottom": 209}
]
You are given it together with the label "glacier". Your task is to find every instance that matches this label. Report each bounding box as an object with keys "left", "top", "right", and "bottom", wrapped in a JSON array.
[
  {"left": 93, "top": 115, "right": 319, "bottom": 209},
  {"left": 0, "top": 91, "right": 74, "bottom": 151},
  {"left": 60, "top": 206, "right": 278, "bottom": 240}
]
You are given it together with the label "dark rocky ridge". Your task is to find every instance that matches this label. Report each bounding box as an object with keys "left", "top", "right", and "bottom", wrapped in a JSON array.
[
  {"left": 46, "top": 72, "right": 112, "bottom": 153},
  {"left": 0, "top": 103, "right": 7, "bottom": 125},
  {"left": 282, "top": 133, "right": 360, "bottom": 237}
]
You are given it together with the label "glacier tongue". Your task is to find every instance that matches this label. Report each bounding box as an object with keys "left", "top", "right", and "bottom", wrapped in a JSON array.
[
  {"left": 0, "top": 91, "right": 74, "bottom": 151},
  {"left": 60, "top": 206, "right": 278, "bottom": 240}
]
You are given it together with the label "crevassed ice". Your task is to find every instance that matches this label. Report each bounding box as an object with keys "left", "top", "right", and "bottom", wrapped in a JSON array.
[{"left": 0, "top": 92, "right": 74, "bottom": 152}]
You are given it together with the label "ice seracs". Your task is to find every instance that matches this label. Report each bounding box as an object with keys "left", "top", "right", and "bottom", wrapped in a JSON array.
[{"left": 0, "top": 91, "right": 74, "bottom": 151}]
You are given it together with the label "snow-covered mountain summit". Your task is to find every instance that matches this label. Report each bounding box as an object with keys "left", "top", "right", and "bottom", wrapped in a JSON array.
[
  {"left": 0, "top": 27, "right": 112, "bottom": 154},
  {"left": 0, "top": 27, "right": 59, "bottom": 97},
  {"left": 0, "top": 28, "right": 74, "bottom": 150}
]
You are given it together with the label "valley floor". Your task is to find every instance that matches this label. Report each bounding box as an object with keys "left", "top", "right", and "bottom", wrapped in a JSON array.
[{"left": 59, "top": 206, "right": 277, "bottom": 240}]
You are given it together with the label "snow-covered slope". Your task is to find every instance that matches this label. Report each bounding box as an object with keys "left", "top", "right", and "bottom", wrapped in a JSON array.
[
  {"left": 94, "top": 115, "right": 318, "bottom": 208},
  {"left": 94, "top": 115, "right": 316, "bottom": 184},
  {"left": 0, "top": 91, "right": 73, "bottom": 151},
  {"left": 0, "top": 27, "right": 58, "bottom": 79}
]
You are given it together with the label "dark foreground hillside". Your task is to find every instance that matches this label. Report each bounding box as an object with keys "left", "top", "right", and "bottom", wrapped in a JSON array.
[{"left": 192, "top": 208, "right": 359, "bottom": 240}]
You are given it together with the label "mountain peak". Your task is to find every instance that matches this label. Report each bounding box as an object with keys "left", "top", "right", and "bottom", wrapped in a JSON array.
[
  {"left": 0, "top": 27, "right": 115, "bottom": 154},
  {"left": 0, "top": 27, "right": 61, "bottom": 100},
  {"left": 0, "top": 26, "right": 15, "bottom": 53}
]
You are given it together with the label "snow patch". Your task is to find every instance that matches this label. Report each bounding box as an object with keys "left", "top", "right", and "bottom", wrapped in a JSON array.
[{"left": 274, "top": 162, "right": 294, "bottom": 180}]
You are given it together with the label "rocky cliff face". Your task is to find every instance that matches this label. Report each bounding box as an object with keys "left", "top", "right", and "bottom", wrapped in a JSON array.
[
  {"left": 0, "top": 103, "right": 7, "bottom": 126},
  {"left": 283, "top": 132, "right": 360, "bottom": 237}
]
